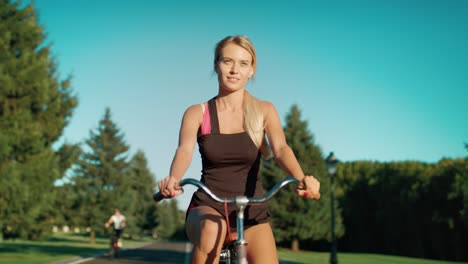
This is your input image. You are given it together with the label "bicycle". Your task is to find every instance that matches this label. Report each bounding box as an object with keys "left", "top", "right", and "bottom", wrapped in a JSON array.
[
  {"left": 153, "top": 176, "right": 301, "bottom": 264},
  {"left": 107, "top": 228, "right": 123, "bottom": 259}
]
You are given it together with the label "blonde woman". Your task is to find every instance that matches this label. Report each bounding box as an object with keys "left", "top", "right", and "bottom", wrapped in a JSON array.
[{"left": 158, "top": 35, "right": 320, "bottom": 263}]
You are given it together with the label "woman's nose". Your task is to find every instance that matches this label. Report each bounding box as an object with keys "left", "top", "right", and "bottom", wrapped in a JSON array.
[{"left": 230, "top": 63, "right": 239, "bottom": 73}]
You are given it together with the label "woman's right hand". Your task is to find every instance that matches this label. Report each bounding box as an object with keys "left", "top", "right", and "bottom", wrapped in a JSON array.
[
  {"left": 158, "top": 176, "right": 184, "bottom": 198},
  {"left": 296, "top": 175, "right": 321, "bottom": 200}
]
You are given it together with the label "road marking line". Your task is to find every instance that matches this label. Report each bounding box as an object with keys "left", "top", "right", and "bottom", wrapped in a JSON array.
[
  {"left": 67, "top": 257, "right": 94, "bottom": 264},
  {"left": 184, "top": 242, "right": 192, "bottom": 264}
]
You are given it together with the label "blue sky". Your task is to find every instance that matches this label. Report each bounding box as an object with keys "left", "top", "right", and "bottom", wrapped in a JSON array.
[{"left": 27, "top": 0, "right": 467, "bottom": 208}]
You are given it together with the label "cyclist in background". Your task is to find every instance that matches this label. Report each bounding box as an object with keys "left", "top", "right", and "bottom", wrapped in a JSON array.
[{"left": 105, "top": 208, "right": 126, "bottom": 247}]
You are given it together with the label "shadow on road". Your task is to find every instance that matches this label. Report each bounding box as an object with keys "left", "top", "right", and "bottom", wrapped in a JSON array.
[
  {"left": 83, "top": 241, "right": 188, "bottom": 264},
  {"left": 62, "top": 241, "right": 303, "bottom": 264},
  {"left": 92, "top": 248, "right": 186, "bottom": 264},
  {"left": 88, "top": 247, "right": 302, "bottom": 264}
]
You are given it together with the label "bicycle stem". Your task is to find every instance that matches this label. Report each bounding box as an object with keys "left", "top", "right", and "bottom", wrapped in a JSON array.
[{"left": 235, "top": 196, "right": 248, "bottom": 264}]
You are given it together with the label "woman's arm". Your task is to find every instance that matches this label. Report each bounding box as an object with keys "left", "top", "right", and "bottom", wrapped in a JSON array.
[
  {"left": 104, "top": 217, "right": 113, "bottom": 228},
  {"left": 262, "top": 101, "right": 320, "bottom": 200},
  {"left": 158, "top": 104, "right": 203, "bottom": 197}
]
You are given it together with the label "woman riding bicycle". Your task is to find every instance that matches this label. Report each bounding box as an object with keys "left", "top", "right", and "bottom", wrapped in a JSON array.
[{"left": 158, "top": 35, "right": 321, "bottom": 264}]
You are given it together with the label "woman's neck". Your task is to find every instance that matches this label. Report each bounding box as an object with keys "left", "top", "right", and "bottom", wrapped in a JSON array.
[{"left": 216, "top": 89, "right": 244, "bottom": 112}]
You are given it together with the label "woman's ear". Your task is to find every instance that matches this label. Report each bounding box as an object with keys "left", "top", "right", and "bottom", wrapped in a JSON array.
[{"left": 248, "top": 70, "right": 254, "bottom": 78}]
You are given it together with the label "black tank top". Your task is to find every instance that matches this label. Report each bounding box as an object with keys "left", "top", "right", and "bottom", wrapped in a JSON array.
[{"left": 188, "top": 98, "right": 270, "bottom": 229}]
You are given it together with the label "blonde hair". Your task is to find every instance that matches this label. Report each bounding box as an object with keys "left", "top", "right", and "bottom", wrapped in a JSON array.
[{"left": 214, "top": 35, "right": 271, "bottom": 158}]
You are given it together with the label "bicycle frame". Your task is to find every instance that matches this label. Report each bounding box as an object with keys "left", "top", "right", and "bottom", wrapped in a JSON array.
[
  {"left": 154, "top": 176, "right": 300, "bottom": 264},
  {"left": 107, "top": 229, "right": 121, "bottom": 259}
]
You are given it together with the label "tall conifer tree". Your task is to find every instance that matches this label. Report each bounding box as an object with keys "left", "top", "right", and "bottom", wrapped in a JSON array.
[
  {"left": 72, "top": 108, "right": 130, "bottom": 242},
  {"left": 155, "top": 199, "right": 183, "bottom": 239},
  {"left": 127, "top": 150, "right": 157, "bottom": 236},
  {"left": 0, "top": 1, "right": 77, "bottom": 239},
  {"left": 262, "top": 104, "right": 344, "bottom": 250}
]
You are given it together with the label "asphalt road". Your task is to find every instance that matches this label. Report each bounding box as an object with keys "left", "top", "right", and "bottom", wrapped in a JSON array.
[
  {"left": 75, "top": 241, "right": 191, "bottom": 264},
  {"left": 64, "top": 241, "right": 301, "bottom": 264}
]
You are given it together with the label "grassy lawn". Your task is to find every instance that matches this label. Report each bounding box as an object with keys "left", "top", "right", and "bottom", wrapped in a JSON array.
[
  {"left": 278, "top": 249, "right": 468, "bottom": 264},
  {"left": 0, "top": 232, "right": 152, "bottom": 264}
]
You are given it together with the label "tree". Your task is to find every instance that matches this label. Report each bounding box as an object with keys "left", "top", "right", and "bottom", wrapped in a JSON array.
[
  {"left": 262, "top": 104, "right": 344, "bottom": 251},
  {"left": 72, "top": 108, "right": 131, "bottom": 243},
  {"left": 155, "top": 199, "right": 183, "bottom": 239},
  {"left": 0, "top": 1, "right": 77, "bottom": 239},
  {"left": 126, "top": 150, "right": 157, "bottom": 236},
  {"left": 50, "top": 143, "right": 82, "bottom": 228}
]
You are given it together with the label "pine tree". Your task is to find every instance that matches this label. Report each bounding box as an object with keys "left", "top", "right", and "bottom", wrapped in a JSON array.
[
  {"left": 0, "top": 1, "right": 77, "bottom": 239},
  {"left": 49, "top": 143, "right": 81, "bottom": 226},
  {"left": 155, "top": 199, "right": 183, "bottom": 239},
  {"left": 262, "top": 104, "right": 344, "bottom": 251},
  {"left": 127, "top": 150, "right": 157, "bottom": 237},
  {"left": 72, "top": 108, "right": 130, "bottom": 243}
]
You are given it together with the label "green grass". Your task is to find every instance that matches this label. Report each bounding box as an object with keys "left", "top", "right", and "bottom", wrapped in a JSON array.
[
  {"left": 0, "top": 232, "right": 152, "bottom": 264},
  {"left": 278, "top": 249, "right": 468, "bottom": 264}
]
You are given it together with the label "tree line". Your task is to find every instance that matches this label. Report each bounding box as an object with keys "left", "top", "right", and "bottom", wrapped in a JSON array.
[
  {"left": 335, "top": 157, "right": 468, "bottom": 261},
  {"left": 1, "top": 1, "right": 467, "bottom": 262}
]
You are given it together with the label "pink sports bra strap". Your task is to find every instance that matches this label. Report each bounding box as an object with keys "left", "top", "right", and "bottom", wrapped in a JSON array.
[{"left": 200, "top": 102, "right": 211, "bottom": 135}]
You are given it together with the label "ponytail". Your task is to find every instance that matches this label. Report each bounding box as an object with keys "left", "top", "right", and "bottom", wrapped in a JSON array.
[{"left": 243, "top": 91, "right": 272, "bottom": 158}]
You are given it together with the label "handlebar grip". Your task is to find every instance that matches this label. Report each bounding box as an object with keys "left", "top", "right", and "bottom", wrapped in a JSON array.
[{"left": 153, "top": 192, "right": 165, "bottom": 202}]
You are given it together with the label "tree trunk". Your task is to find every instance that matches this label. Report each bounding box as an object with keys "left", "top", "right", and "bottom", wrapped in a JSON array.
[
  {"left": 291, "top": 238, "right": 300, "bottom": 252},
  {"left": 90, "top": 229, "right": 96, "bottom": 244}
]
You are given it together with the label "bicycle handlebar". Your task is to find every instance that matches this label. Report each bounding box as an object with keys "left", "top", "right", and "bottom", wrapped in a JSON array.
[{"left": 153, "top": 176, "right": 300, "bottom": 203}]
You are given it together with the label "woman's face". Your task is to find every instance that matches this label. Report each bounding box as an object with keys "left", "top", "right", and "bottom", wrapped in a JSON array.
[{"left": 216, "top": 44, "right": 254, "bottom": 92}]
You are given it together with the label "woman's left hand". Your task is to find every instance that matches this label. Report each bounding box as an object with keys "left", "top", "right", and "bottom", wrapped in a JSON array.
[{"left": 296, "top": 175, "right": 321, "bottom": 200}]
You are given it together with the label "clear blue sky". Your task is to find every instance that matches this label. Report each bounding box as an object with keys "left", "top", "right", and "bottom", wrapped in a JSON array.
[{"left": 27, "top": 0, "right": 467, "bottom": 208}]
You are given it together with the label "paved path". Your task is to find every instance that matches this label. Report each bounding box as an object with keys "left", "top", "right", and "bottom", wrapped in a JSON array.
[
  {"left": 62, "top": 241, "right": 300, "bottom": 264},
  {"left": 69, "top": 241, "right": 191, "bottom": 264}
]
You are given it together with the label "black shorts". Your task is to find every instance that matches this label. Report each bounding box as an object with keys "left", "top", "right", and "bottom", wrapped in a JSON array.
[{"left": 114, "top": 228, "right": 123, "bottom": 238}]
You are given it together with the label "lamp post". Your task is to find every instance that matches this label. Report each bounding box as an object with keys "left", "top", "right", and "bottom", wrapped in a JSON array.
[{"left": 326, "top": 152, "right": 338, "bottom": 264}]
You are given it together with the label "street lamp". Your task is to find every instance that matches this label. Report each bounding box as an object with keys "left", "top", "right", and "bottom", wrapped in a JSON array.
[{"left": 326, "top": 152, "right": 339, "bottom": 264}]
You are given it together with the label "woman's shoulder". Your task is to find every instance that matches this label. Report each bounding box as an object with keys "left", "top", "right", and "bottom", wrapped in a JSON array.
[
  {"left": 185, "top": 102, "right": 207, "bottom": 113},
  {"left": 182, "top": 102, "right": 207, "bottom": 121},
  {"left": 258, "top": 100, "right": 280, "bottom": 122},
  {"left": 259, "top": 100, "right": 276, "bottom": 112}
]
